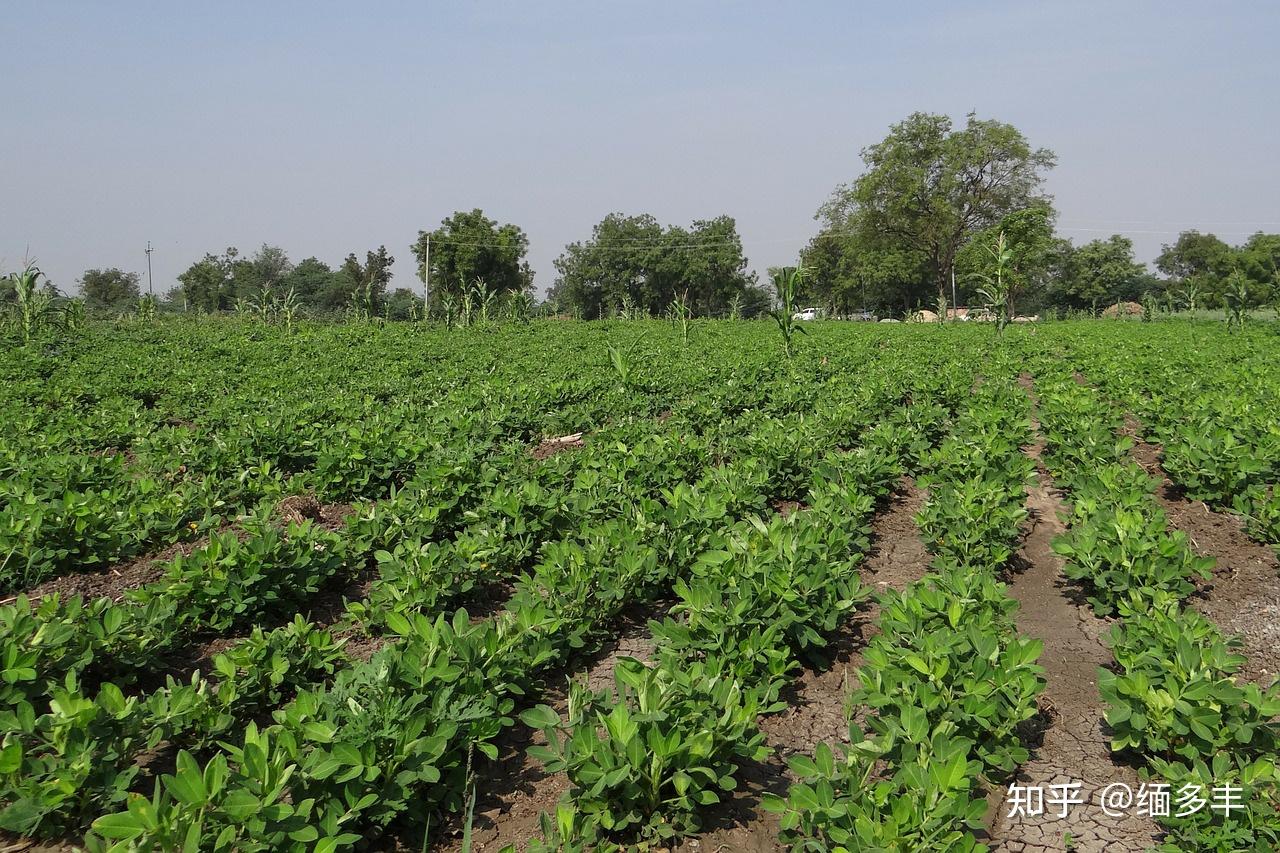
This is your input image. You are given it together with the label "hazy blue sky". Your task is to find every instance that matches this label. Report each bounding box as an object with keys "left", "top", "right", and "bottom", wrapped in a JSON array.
[{"left": 4, "top": 1, "right": 1278, "bottom": 297}]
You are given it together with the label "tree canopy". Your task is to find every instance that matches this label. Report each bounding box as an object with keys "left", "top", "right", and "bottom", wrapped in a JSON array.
[
  {"left": 177, "top": 249, "right": 239, "bottom": 312},
  {"left": 412, "top": 209, "right": 533, "bottom": 304},
  {"left": 1156, "top": 230, "right": 1278, "bottom": 307},
  {"left": 827, "top": 112, "right": 1056, "bottom": 305},
  {"left": 550, "top": 213, "right": 757, "bottom": 319},
  {"left": 79, "top": 268, "right": 141, "bottom": 309},
  {"left": 1057, "top": 235, "right": 1149, "bottom": 310}
]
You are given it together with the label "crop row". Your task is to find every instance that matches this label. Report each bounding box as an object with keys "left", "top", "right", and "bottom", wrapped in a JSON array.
[
  {"left": 1040, "top": 323, "right": 1280, "bottom": 548},
  {"left": 6, "top": 340, "right": 906, "bottom": 719},
  {"left": 1034, "top": 368, "right": 1280, "bottom": 852},
  {"left": 766, "top": 373, "right": 1046, "bottom": 851},
  {"left": 3, "top": 335, "right": 981, "bottom": 848},
  {"left": 0, "top": 406, "right": 820, "bottom": 839},
  {"left": 78, "top": 406, "right": 939, "bottom": 851},
  {"left": 516, "top": 427, "right": 910, "bottom": 849},
  {"left": 4, "top": 320, "right": 908, "bottom": 593}
]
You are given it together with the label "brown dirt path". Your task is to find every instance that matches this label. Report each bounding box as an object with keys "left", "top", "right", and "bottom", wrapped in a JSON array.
[
  {"left": 985, "top": 378, "right": 1161, "bottom": 853},
  {"left": 1128, "top": 433, "right": 1280, "bottom": 685}
]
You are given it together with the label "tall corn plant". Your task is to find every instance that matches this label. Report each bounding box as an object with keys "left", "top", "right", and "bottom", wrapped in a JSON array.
[
  {"left": 8, "top": 262, "right": 57, "bottom": 343},
  {"left": 1141, "top": 291, "right": 1158, "bottom": 322},
  {"left": 348, "top": 276, "right": 376, "bottom": 320},
  {"left": 670, "top": 289, "right": 693, "bottom": 345},
  {"left": 728, "top": 293, "right": 744, "bottom": 321},
  {"left": 770, "top": 265, "right": 807, "bottom": 358},
  {"left": 971, "top": 231, "right": 1014, "bottom": 336},
  {"left": 277, "top": 287, "right": 301, "bottom": 332},
  {"left": 471, "top": 278, "right": 497, "bottom": 324},
  {"left": 1224, "top": 271, "right": 1249, "bottom": 332},
  {"left": 1176, "top": 281, "right": 1200, "bottom": 313},
  {"left": 63, "top": 298, "right": 88, "bottom": 331},
  {"left": 136, "top": 294, "right": 158, "bottom": 322}
]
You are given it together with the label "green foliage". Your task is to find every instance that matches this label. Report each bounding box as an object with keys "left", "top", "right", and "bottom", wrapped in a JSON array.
[
  {"left": 770, "top": 265, "right": 808, "bottom": 357},
  {"left": 1149, "top": 753, "right": 1280, "bottom": 852},
  {"left": 1027, "top": 361, "right": 1280, "bottom": 851},
  {"left": 522, "top": 656, "right": 769, "bottom": 843},
  {"left": 1225, "top": 270, "right": 1250, "bottom": 330},
  {"left": 6, "top": 263, "right": 59, "bottom": 343},
  {"left": 651, "top": 483, "right": 873, "bottom": 698},
  {"left": 1100, "top": 607, "right": 1280, "bottom": 762},
  {"left": 414, "top": 209, "right": 533, "bottom": 307},
  {"left": 550, "top": 213, "right": 755, "bottom": 319},
  {"left": 339, "top": 246, "right": 394, "bottom": 319},
  {"left": 78, "top": 269, "right": 141, "bottom": 311},
  {"left": 830, "top": 111, "right": 1056, "bottom": 306},
  {"left": 1161, "top": 426, "right": 1269, "bottom": 506},
  {"left": 1052, "top": 502, "right": 1213, "bottom": 616},
  {"left": 853, "top": 569, "right": 1045, "bottom": 778},
  {"left": 955, "top": 204, "right": 1058, "bottom": 315},
  {"left": 1058, "top": 234, "right": 1149, "bottom": 311},
  {"left": 178, "top": 248, "right": 240, "bottom": 312},
  {"left": 4, "top": 318, "right": 1278, "bottom": 852},
  {"left": 763, "top": 727, "right": 989, "bottom": 852}
]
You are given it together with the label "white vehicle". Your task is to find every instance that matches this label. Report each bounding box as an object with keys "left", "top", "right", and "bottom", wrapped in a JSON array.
[{"left": 792, "top": 307, "right": 819, "bottom": 321}]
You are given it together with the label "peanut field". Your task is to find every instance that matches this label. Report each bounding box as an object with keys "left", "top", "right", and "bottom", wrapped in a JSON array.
[{"left": 1, "top": 319, "right": 1278, "bottom": 852}]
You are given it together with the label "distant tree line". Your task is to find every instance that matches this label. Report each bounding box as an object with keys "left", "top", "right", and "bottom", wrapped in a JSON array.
[
  {"left": 544, "top": 213, "right": 768, "bottom": 319},
  {"left": 48, "top": 111, "right": 1280, "bottom": 321},
  {"left": 172, "top": 245, "right": 398, "bottom": 315}
]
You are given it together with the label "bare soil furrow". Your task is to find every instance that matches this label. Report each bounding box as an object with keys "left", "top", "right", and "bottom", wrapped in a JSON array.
[{"left": 986, "top": 378, "right": 1160, "bottom": 852}]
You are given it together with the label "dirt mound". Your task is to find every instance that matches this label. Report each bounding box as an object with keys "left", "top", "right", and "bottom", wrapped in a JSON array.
[
  {"left": 531, "top": 432, "right": 585, "bottom": 460},
  {"left": 276, "top": 494, "right": 354, "bottom": 530},
  {"left": 1101, "top": 301, "right": 1143, "bottom": 318}
]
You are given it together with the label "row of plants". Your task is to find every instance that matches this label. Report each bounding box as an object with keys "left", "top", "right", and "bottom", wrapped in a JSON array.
[
  {"left": 1033, "top": 368, "right": 1280, "bottom": 851},
  {"left": 0, "top": 338, "right": 972, "bottom": 845},
  {"left": 518, "top": 430, "right": 909, "bottom": 849},
  {"left": 0, "top": 332, "right": 690, "bottom": 593},
  {"left": 76, "top": 395, "right": 938, "bottom": 851},
  {"left": 1042, "top": 322, "right": 1280, "bottom": 549},
  {"left": 4, "top": 342, "right": 869, "bottom": 734},
  {"left": 0, "top": 406, "right": 774, "bottom": 839},
  {"left": 765, "top": 377, "right": 1047, "bottom": 851},
  {"left": 1, "top": 317, "right": 992, "bottom": 594}
]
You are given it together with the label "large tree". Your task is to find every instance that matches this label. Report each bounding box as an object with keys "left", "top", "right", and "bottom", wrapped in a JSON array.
[
  {"left": 800, "top": 215, "right": 930, "bottom": 316},
  {"left": 1060, "top": 235, "right": 1149, "bottom": 311},
  {"left": 1237, "top": 232, "right": 1280, "bottom": 306},
  {"left": 232, "top": 244, "right": 294, "bottom": 299},
  {"left": 551, "top": 213, "right": 755, "bottom": 318},
  {"left": 79, "top": 268, "right": 141, "bottom": 309},
  {"left": 178, "top": 248, "right": 239, "bottom": 312},
  {"left": 825, "top": 112, "right": 1056, "bottom": 305},
  {"left": 330, "top": 246, "right": 394, "bottom": 313},
  {"left": 1155, "top": 230, "right": 1235, "bottom": 307},
  {"left": 281, "top": 257, "right": 338, "bottom": 307},
  {"left": 954, "top": 203, "right": 1057, "bottom": 315},
  {"left": 412, "top": 209, "right": 533, "bottom": 303}
]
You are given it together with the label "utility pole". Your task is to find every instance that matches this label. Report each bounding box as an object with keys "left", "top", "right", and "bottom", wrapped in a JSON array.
[
  {"left": 145, "top": 241, "right": 154, "bottom": 295},
  {"left": 950, "top": 267, "right": 957, "bottom": 319},
  {"left": 420, "top": 234, "right": 430, "bottom": 316}
]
